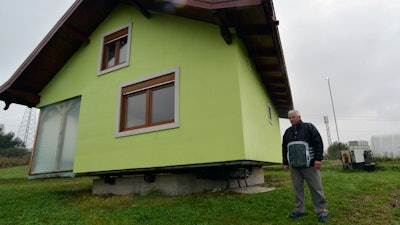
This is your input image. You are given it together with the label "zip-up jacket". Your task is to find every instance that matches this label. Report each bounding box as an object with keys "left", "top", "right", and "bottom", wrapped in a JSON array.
[{"left": 282, "top": 121, "right": 324, "bottom": 167}]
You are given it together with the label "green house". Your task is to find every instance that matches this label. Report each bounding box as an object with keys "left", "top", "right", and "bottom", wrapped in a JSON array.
[{"left": 0, "top": 0, "right": 292, "bottom": 194}]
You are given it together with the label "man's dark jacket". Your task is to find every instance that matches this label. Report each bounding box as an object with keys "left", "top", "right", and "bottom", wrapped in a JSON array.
[{"left": 282, "top": 121, "right": 324, "bottom": 167}]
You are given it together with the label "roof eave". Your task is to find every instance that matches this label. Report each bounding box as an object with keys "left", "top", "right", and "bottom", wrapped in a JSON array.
[{"left": 0, "top": 0, "right": 293, "bottom": 117}]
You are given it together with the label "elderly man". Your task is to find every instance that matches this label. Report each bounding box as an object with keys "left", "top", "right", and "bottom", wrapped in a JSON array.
[{"left": 282, "top": 109, "right": 329, "bottom": 223}]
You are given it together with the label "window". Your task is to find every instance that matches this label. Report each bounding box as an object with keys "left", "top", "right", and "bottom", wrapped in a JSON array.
[
  {"left": 268, "top": 104, "right": 273, "bottom": 124},
  {"left": 116, "top": 68, "right": 180, "bottom": 137},
  {"left": 98, "top": 23, "right": 132, "bottom": 75},
  {"left": 30, "top": 97, "right": 81, "bottom": 178}
]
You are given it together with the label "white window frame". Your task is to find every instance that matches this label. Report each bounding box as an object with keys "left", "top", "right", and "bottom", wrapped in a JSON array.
[
  {"left": 97, "top": 23, "right": 132, "bottom": 76},
  {"left": 115, "top": 67, "right": 180, "bottom": 137}
]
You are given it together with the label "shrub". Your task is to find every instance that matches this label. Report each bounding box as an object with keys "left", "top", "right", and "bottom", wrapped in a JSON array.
[
  {"left": 0, "top": 147, "right": 28, "bottom": 158},
  {"left": 0, "top": 156, "right": 30, "bottom": 168}
]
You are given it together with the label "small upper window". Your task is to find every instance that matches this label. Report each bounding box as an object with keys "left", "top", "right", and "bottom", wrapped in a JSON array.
[
  {"left": 268, "top": 104, "right": 273, "bottom": 124},
  {"left": 98, "top": 23, "right": 132, "bottom": 75},
  {"left": 116, "top": 68, "right": 180, "bottom": 137}
]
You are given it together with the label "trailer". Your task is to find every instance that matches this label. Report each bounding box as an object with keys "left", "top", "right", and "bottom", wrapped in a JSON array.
[{"left": 340, "top": 149, "right": 375, "bottom": 171}]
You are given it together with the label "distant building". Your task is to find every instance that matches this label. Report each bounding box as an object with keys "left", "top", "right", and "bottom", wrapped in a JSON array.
[
  {"left": 370, "top": 134, "right": 400, "bottom": 158},
  {"left": 348, "top": 140, "right": 369, "bottom": 150}
]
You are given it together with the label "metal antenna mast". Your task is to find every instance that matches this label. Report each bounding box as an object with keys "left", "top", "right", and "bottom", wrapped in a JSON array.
[
  {"left": 326, "top": 77, "right": 340, "bottom": 143},
  {"left": 17, "top": 107, "right": 38, "bottom": 150},
  {"left": 323, "top": 116, "right": 333, "bottom": 146}
]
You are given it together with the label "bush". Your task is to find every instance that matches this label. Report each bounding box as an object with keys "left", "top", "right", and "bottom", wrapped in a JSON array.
[
  {"left": 0, "top": 156, "right": 30, "bottom": 168},
  {"left": 0, "top": 147, "right": 28, "bottom": 158},
  {"left": 327, "top": 142, "right": 349, "bottom": 160},
  {"left": 374, "top": 156, "right": 400, "bottom": 163}
]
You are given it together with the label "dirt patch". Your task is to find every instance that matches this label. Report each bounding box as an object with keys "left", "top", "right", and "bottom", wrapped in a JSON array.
[{"left": 389, "top": 188, "right": 400, "bottom": 208}]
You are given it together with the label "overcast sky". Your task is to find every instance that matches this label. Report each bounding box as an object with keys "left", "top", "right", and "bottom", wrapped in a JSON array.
[
  {"left": 274, "top": 0, "right": 400, "bottom": 147},
  {"left": 1, "top": 0, "right": 400, "bottom": 149}
]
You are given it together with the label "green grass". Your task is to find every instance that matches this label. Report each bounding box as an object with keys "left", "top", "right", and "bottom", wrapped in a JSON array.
[{"left": 0, "top": 161, "right": 399, "bottom": 225}]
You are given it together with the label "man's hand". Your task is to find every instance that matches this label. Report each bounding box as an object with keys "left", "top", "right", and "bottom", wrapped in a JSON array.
[
  {"left": 284, "top": 165, "right": 290, "bottom": 171},
  {"left": 314, "top": 160, "right": 322, "bottom": 169}
]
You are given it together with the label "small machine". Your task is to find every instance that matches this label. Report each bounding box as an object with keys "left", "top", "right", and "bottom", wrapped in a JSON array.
[{"left": 340, "top": 149, "right": 375, "bottom": 171}]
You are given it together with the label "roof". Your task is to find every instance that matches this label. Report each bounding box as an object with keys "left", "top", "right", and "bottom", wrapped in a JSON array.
[{"left": 0, "top": 0, "right": 293, "bottom": 117}]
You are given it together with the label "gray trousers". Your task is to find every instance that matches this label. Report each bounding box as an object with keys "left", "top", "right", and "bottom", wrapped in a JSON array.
[{"left": 290, "top": 167, "right": 328, "bottom": 216}]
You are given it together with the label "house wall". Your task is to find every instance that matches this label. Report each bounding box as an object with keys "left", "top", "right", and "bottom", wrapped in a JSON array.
[
  {"left": 38, "top": 5, "right": 281, "bottom": 173},
  {"left": 236, "top": 43, "right": 282, "bottom": 163}
]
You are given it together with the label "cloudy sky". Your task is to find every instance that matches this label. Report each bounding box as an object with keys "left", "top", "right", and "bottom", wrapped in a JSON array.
[
  {"left": 1, "top": 0, "right": 400, "bottom": 149},
  {"left": 0, "top": 0, "right": 75, "bottom": 136},
  {"left": 274, "top": 0, "right": 400, "bottom": 147}
]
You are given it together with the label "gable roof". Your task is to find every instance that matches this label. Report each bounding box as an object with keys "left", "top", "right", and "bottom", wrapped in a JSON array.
[{"left": 0, "top": 0, "right": 293, "bottom": 117}]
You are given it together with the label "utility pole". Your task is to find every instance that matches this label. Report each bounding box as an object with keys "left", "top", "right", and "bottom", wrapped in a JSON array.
[{"left": 326, "top": 77, "right": 340, "bottom": 143}]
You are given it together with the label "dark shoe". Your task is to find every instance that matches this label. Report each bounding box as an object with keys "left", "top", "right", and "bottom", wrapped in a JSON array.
[
  {"left": 289, "top": 212, "right": 306, "bottom": 219},
  {"left": 318, "top": 215, "right": 328, "bottom": 223}
]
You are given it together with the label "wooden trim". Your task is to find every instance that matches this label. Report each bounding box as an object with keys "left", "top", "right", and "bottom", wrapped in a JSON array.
[
  {"left": 164, "top": 0, "right": 262, "bottom": 9},
  {"left": 120, "top": 94, "right": 127, "bottom": 131},
  {"left": 122, "top": 0, "right": 152, "bottom": 18},
  {"left": 114, "top": 40, "right": 120, "bottom": 66},
  {"left": 120, "top": 74, "right": 175, "bottom": 132},
  {"left": 104, "top": 27, "right": 128, "bottom": 43},
  {"left": 122, "top": 73, "right": 175, "bottom": 94},
  {"left": 101, "top": 44, "right": 109, "bottom": 70},
  {"left": 61, "top": 24, "right": 90, "bottom": 44},
  {"left": 101, "top": 27, "right": 129, "bottom": 70},
  {"left": 28, "top": 108, "right": 43, "bottom": 176},
  {"left": 6, "top": 88, "right": 40, "bottom": 105}
]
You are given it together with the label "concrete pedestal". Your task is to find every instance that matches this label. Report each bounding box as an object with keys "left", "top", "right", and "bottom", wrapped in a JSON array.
[{"left": 92, "top": 167, "right": 265, "bottom": 196}]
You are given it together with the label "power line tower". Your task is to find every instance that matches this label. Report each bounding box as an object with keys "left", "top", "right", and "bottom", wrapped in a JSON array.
[
  {"left": 323, "top": 116, "right": 333, "bottom": 147},
  {"left": 17, "top": 107, "right": 38, "bottom": 150}
]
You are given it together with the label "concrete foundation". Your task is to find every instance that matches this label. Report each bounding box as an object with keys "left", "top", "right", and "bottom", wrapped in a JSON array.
[{"left": 92, "top": 167, "right": 265, "bottom": 196}]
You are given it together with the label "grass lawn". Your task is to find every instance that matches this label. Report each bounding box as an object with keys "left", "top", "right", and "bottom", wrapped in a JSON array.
[{"left": 0, "top": 161, "right": 399, "bottom": 225}]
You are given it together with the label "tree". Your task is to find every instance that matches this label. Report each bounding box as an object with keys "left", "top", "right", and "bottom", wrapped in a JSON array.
[
  {"left": 0, "top": 127, "right": 27, "bottom": 157},
  {"left": 327, "top": 141, "right": 349, "bottom": 160}
]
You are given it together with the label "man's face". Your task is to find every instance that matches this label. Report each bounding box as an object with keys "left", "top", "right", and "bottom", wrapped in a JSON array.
[{"left": 288, "top": 113, "right": 301, "bottom": 126}]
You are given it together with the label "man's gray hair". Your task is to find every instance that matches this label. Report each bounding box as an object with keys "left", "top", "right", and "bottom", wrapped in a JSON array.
[{"left": 288, "top": 109, "right": 300, "bottom": 116}]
